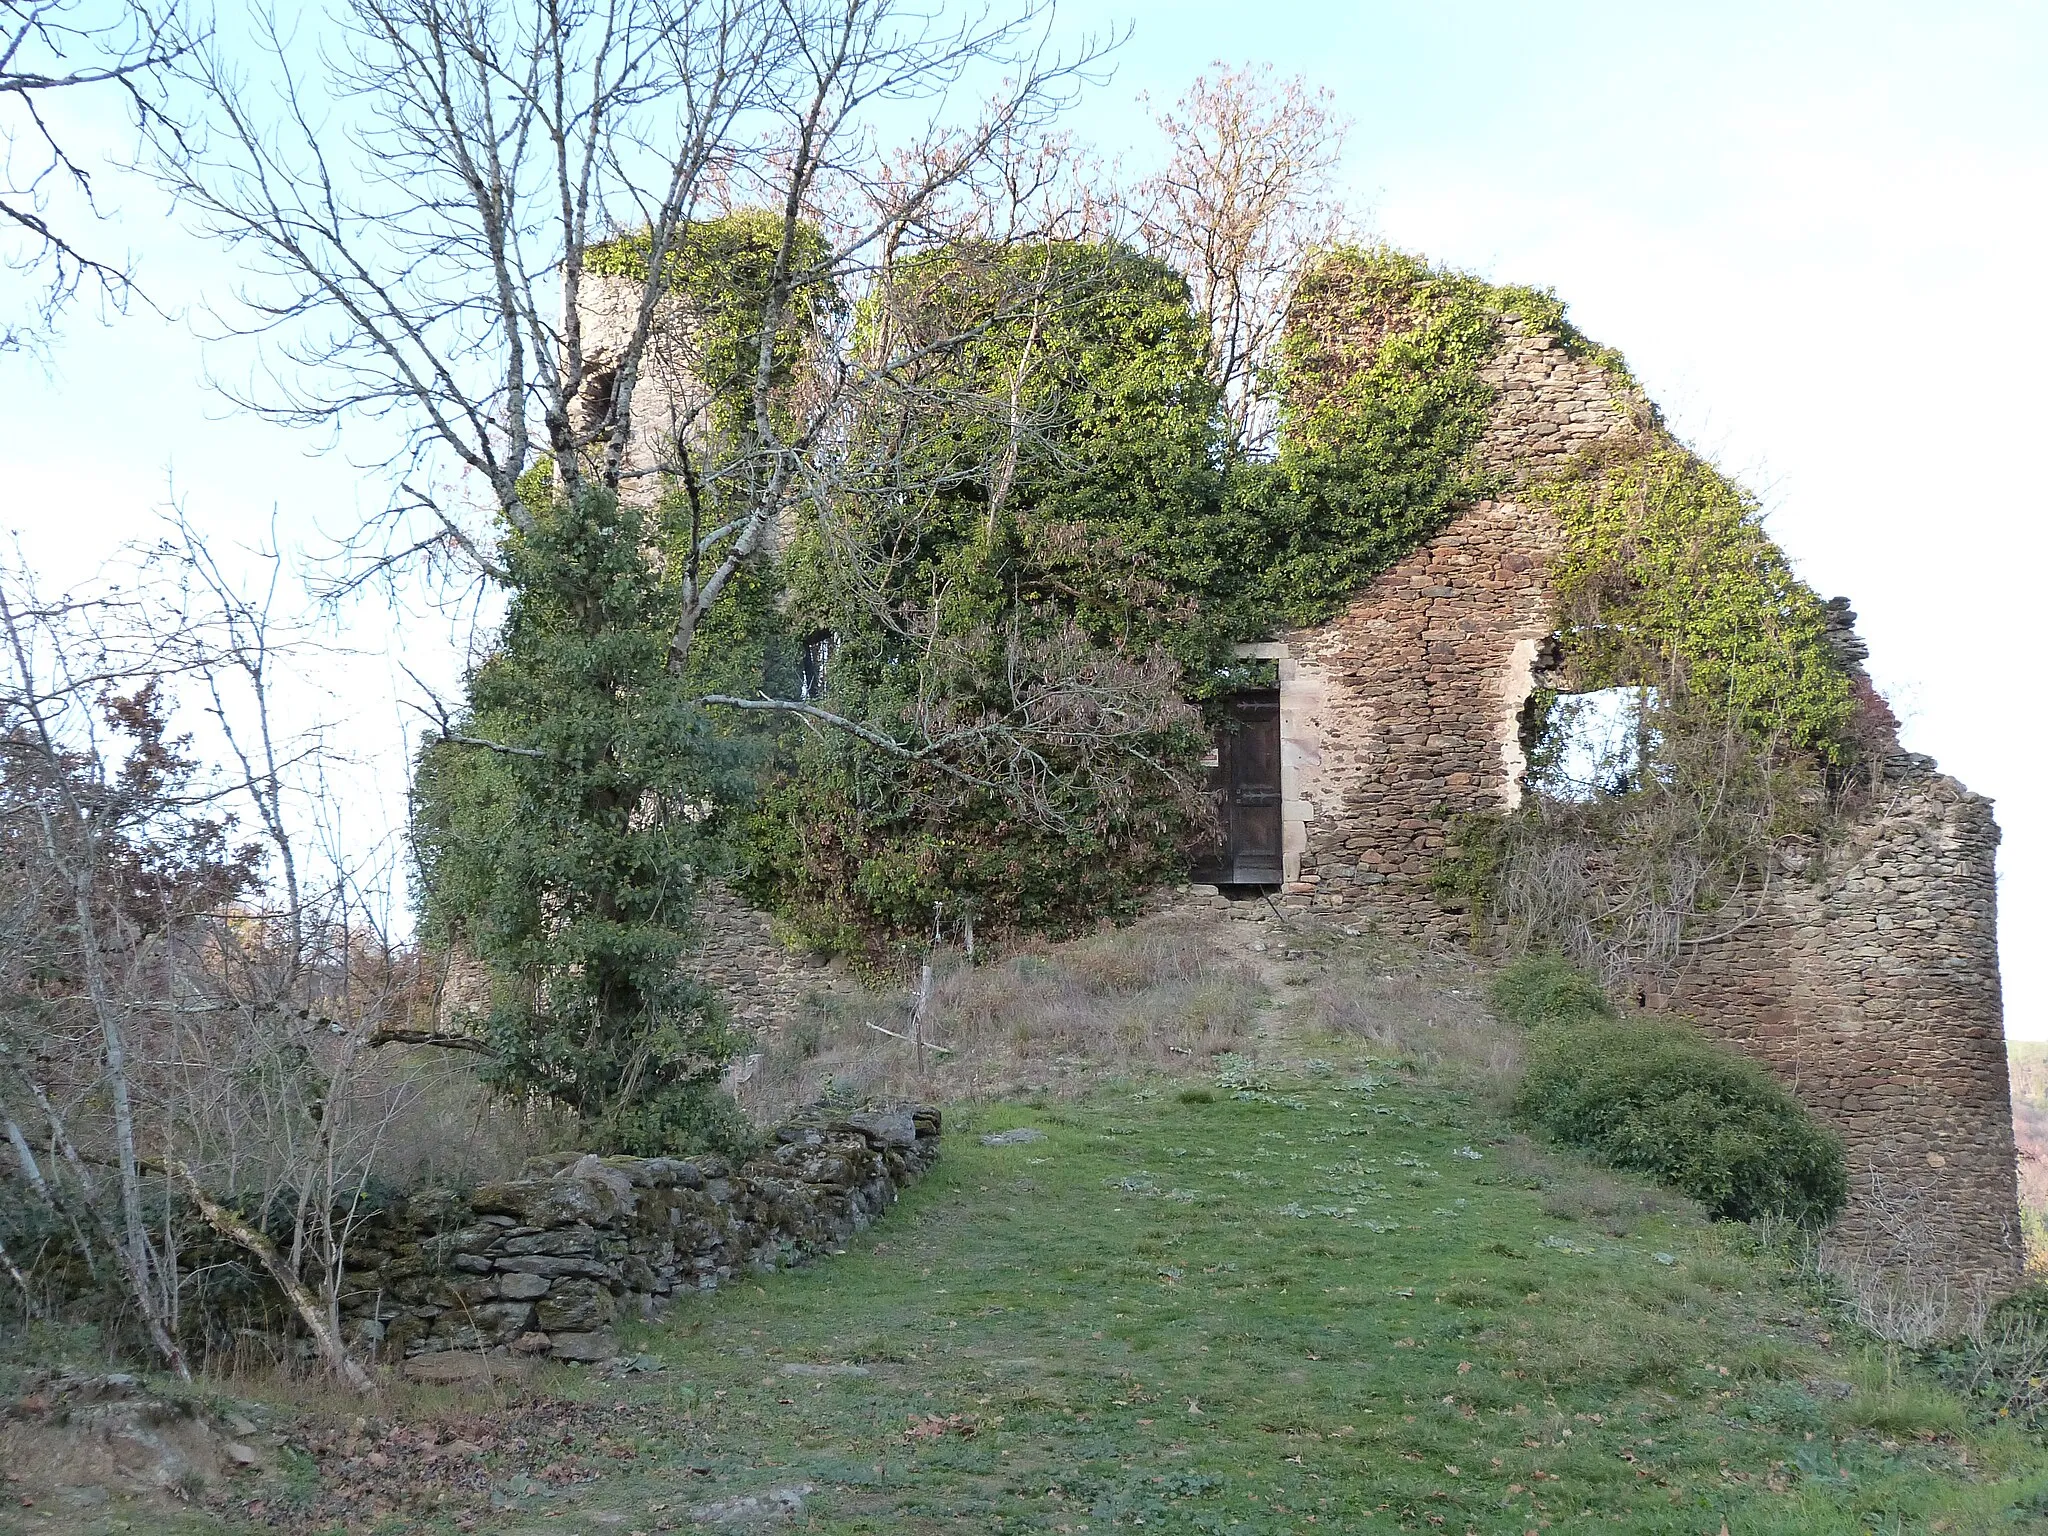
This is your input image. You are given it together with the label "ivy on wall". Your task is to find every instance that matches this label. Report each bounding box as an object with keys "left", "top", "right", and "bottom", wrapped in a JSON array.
[
  {"left": 1536, "top": 444, "right": 1857, "bottom": 764},
  {"left": 585, "top": 211, "right": 834, "bottom": 443},
  {"left": 1201, "top": 246, "right": 1633, "bottom": 633},
  {"left": 488, "top": 229, "right": 1873, "bottom": 973},
  {"left": 742, "top": 242, "right": 1221, "bottom": 961}
]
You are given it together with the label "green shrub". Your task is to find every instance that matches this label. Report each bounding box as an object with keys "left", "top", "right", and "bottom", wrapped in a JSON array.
[
  {"left": 1923, "top": 1285, "right": 2048, "bottom": 1429},
  {"left": 1490, "top": 955, "right": 1612, "bottom": 1028},
  {"left": 1513, "top": 1017, "right": 1846, "bottom": 1225}
]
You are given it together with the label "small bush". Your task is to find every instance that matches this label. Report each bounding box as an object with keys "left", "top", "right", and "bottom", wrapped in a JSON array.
[
  {"left": 1924, "top": 1285, "right": 2048, "bottom": 1429},
  {"left": 1490, "top": 954, "right": 1612, "bottom": 1028},
  {"left": 1513, "top": 1017, "right": 1846, "bottom": 1225}
]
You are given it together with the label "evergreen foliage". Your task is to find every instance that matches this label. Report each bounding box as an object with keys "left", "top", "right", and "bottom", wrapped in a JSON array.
[
  {"left": 411, "top": 486, "right": 776, "bottom": 1155},
  {"left": 1239, "top": 246, "right": 1636, "bottom": 630},
  {"left": 1489, "top": 953, "right": 1614, "bottom": 1029},
  {"left": 419, "top": 228, "right": 1873, "bottom": 1036},
  {"left": 742, "top": 243, "right": 1225, "bottom": 959},
  {"left": 1538, "top": 444, "right": 1858, "bottom": 763},
  {"left": 1514, "top": 1010, "right": 1848, "bottom": 1225},
  {"left": 585, "top": 211, "right": 835, "bottom": 442}
]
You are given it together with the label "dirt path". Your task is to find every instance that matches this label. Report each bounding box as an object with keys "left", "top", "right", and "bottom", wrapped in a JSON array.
[{"left": 1197, "top": 895, "right": 1332, "bottom": 1058}]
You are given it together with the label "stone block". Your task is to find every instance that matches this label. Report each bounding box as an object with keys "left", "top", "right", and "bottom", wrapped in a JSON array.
[
  {"left": 537, "top": 1279, "right": 617, "bottom": 1333},
  {"left": 497, "top": 1270, "right": 551, "bottom": 1301},
  {"left": 548, "top": 1330, "right": 617, "bottom": 1362}
]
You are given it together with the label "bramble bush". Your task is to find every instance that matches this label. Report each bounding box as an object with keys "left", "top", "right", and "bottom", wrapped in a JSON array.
[{"left": 1923, "top": 1285, "right": 2048, "bottom": 1430}]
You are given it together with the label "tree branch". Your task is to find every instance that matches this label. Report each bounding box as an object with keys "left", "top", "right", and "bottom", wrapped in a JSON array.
[
  {"left": 696, "top": 692, "right": 996, "bottom": 789},
  {"left": 153, "top": 1158, "right": 379, "bottom": 1398},
  {"left": 363, "top": 1027, "right": 496, "bottom": 1055}
]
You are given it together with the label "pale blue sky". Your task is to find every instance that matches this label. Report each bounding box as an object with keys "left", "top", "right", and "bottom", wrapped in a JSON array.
[{"left": 8, "top": 2, "right": 2045, "bottom": 1029}]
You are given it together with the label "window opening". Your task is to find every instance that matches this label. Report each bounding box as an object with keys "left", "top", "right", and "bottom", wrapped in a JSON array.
[
  {"left": 799, "top": 633, "right": 835, "bottom": 701},
  {"left": 1520, "top": 684, "right": 1660, "bottom": 801}
]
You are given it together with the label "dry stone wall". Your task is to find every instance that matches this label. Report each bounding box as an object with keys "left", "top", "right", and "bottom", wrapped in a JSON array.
[{"left": 335, "top": 1107, "right": 939, "bottom": 1365}]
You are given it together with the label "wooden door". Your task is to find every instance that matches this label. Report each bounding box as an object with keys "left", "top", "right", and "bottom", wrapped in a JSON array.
[{"left": 1191, "top": 687, "right": 1284, "bottom": 886}]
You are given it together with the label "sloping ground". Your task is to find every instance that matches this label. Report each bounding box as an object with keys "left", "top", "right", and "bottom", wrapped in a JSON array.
[{"left": 15, "top": 920, "right": 2048, "bottom": 1534}]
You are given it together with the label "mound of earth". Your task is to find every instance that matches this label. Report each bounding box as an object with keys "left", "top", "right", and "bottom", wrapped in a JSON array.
[{"left": 1, "top": 1368, "right": 272, "bottom": 1524}]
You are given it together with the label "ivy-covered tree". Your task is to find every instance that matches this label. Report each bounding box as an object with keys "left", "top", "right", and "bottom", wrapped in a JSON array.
[{"left": 742, "top": 241, "right": 1232, "bottom": 958}]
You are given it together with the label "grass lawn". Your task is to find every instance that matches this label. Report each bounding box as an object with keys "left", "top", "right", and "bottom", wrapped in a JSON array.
[{"left": 214, "top": 1048, "right": 2048, "bottom": 1535}]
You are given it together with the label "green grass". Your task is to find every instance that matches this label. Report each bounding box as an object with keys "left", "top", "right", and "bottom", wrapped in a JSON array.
[{"left": 215, "top": 1057, "right": 2048, "bottom": 1534}]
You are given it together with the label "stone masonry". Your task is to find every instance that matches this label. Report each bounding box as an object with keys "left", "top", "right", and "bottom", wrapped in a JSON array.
[
  {"left": 1238, "top": 312, "right": 2022, "bottom": 1289},
  {"left": 696, "top": 881, "right": 832, "bottom": 1033},
  {"left": 336, "top": 1106, "right": 939, "bottom": 1364},
  {"left": 1662, "top": 762, "right": 2019, "bottom": 1280},
  {"left": 1258, "top": 318, "right": 1644, "bottom": 914}
]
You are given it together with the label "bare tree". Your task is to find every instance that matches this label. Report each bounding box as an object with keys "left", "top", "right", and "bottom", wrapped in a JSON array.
[
  {"left": 134, "top": 0, "right": 1230, "bottom": 853},
  {"left": 145, "top": 0, "right": 1112, "bottom": 646},
  {"left": 0, "top": 539, "right": 441, "bottom": 1393},
  {"left": 1136, "top": 62, "right": 1349, "bottom": 454},
  {"left": 0, "top": 576, "right": 196, "bottom": 1374},
  {"left": 1, "top": 0, "right": 195, "bottom": 355}
]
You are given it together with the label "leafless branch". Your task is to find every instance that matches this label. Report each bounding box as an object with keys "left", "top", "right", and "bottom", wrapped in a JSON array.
[
  {"left": 1, "top": 0, "right": 199, "bottom": 355},
  {"left": 1135, "top": 62, "right": 1350, "bottom": 454},
  {"left": 362, "top": 1026, "right": 494, "bottom": 1055}
]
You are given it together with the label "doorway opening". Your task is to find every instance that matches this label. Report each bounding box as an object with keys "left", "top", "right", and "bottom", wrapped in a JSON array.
[{"left": 1190, "top": 686, "right": 1284, "bottom": 888}]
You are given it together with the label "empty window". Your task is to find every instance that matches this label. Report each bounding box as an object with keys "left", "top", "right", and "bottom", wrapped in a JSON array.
[
  {"left": 1521, "top": 685, "right": 1659, "bottom": 801},
  {"left": 799, "top": 633, "right": 835, "bottom": 701}
]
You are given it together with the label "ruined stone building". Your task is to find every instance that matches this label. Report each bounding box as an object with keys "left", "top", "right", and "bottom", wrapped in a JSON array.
[
  {"left": 1205, "top": 314, "right": 2020, "bottom": 1289},
  {"left": 588, "top": 252, "right": 2021, "bottom": 1292}
]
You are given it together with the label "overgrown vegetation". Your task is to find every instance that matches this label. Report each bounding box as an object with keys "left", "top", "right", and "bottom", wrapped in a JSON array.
[
  {"left": 10, "top": 19, "right": 1956, "bottom": 1420},
  {"left": 1249, "top": 246, "right": 1580, "bottom": 626},
  {"left": 740, "top": 243, "right": 1228, "bottom": 959},
  {"left": 1488, "top": 951, "right": 1614, "bottom": 1029},
  {"left": 1452, "top": 439, "right": 1874, "bottom": 984},
  {"left": 740, "top": 242, "right": 1640, "bottom": 960},
  {"left": 1926, "top": 1285, "right": 2048, "bottom": 1432},
  {"left": 1541, "top": 445, "right": 1859, "bottom": 762},
  {"left": 2010, "top": 1043, "right": 2048, "bottom": 1274},
  {"left": 145, "top": 1020, "right": 2048, "bottom": 1534},
  {"left": 411, "top": 487, "right": 764, "bottom": 1158},
  {"left": 1516, "top": 1018, "right": 1849, "bottom": 1226},
  {"left": 583, "top": 210, "right": 836, "bottom": 446},
  {"left": 1490, "top": 958, "right": 1848, "bottom": 1227}
]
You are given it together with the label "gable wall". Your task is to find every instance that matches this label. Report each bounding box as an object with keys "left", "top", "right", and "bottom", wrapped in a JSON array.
[{"left": 1246, "top": 320, "right": 2022, "bottom": 1290}]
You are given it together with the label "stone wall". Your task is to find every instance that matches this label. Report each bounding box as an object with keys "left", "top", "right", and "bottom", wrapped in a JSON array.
[
  {"left": 1268, "top": 497, "right": 1562, "bottom": 926},
  {"left": 444, "top": 881, "right": 832, "bottom": 1059},
  {"left": 1262, "top": 316, "right": 1640, "bottom": 924},
  {"left": 695, "top": 881, "right": 833, "bottom": 1034},
  {"left": 335, "top": 1107, "right": 939, "bottom": 1365},
  {"left": 1662, "top": 761, "right": 2020, "bottom": 1282},
  {"left": 572, "top": 271, "right": 711, "bottom": 503}
]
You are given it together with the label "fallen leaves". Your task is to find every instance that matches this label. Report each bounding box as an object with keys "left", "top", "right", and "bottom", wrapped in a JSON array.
[
  {"left": 215, "top": 1397, "right": 662, "bottom": 1532},
  {"left": 904, "top": 1412, "right": 980, "bottom": 1443}
]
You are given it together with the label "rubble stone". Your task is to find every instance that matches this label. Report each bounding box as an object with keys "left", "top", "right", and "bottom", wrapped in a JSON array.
[{"left": 326, "top": 1105, "right": 940, "bottom": 1363}]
